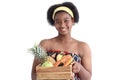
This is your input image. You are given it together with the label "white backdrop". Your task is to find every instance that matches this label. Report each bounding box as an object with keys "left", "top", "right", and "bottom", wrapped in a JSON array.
[{"left": 0, "top": 0, "right": 120, "bottom": 80}]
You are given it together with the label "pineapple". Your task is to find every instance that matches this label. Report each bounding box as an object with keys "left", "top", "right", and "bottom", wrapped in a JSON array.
[
  {"left": 28, "top": 44, "right": 47, "bottom": 64},
  {"left": 28, "top": 44, "right": 56, "bottom": 66}
]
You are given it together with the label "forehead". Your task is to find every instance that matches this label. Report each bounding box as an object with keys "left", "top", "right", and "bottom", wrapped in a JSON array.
[{"left": 54, "top": 11, "right": 72, "bottom": 20}]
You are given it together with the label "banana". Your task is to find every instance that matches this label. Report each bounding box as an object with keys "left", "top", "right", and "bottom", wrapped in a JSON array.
[
  {"left": 46, "top": 56, "right": 56, "bottom": 64},
  {"left": 56, "top": 53, "right": 64, "bottom": 61}
]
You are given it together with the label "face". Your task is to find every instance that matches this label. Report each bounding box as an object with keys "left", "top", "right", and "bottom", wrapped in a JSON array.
[{"left": 54, "top": 12, "right": 74, "bottom": 35}]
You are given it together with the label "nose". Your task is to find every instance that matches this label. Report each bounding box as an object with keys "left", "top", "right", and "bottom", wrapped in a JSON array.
[{"left": 60, "top": 21, "right": 65, "bottom": 28}]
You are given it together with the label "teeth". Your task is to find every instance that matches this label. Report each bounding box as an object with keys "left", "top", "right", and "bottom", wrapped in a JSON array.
[{"left": 61, "top": 28, "right": 66, "bottom": 31}]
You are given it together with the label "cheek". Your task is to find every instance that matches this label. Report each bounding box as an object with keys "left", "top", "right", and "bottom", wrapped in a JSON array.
[
  {"left": 68, "top": 21, "right": 74, "bottom": 27},
  {"left": 67, "top": 23, "right": 73, "bottom": 29},
  {"left": 54, "top": 25, "right": 59, "bottom": 30}
]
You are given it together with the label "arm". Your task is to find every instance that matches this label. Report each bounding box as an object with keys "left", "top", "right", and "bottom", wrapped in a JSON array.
[
  {"left": 31, "top": 39, "right": 48, "bottom": 80},
  {"left": 31, "top": 56, "right": 40, "bottom": 80},
  {"left": 72, "top": 43, "right": 92, "bottom": 80}
]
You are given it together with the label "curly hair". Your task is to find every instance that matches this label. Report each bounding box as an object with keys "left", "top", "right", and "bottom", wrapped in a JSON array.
[{"left": 47, "top": 2, "right": 79, "bottom": 26}]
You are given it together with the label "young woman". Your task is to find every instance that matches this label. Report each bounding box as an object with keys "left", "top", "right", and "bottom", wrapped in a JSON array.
[{"left": 32, "top": 2, "right": 92, "bottom": 80}]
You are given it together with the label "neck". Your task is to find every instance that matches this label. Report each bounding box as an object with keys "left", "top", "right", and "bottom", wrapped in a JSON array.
[{"left": 56, "top": 34, "right": 72, "bottom": 43}]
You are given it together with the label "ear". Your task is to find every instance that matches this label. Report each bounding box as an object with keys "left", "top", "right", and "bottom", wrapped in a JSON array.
[{"left": 72, "top": 18, "right": 75, "bottom": 25}]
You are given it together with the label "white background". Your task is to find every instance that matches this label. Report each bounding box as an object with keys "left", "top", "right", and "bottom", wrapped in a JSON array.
[{"left": 0, "top": 0, "right": 120, "bottom": 80}]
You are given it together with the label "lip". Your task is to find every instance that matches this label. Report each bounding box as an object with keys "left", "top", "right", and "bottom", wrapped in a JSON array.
[{"left": 60, "top": 28, "right": 66, "bottom": 31}]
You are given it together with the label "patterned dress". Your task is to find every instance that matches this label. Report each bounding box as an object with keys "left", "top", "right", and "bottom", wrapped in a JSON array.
[{"left": 47, "top": 50, "right": 81, "bottom": 80}]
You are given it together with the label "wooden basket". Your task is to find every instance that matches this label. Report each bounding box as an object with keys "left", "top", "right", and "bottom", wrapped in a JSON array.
[{"left": 36, "top": 65, "right": 72, "bottom": 80}]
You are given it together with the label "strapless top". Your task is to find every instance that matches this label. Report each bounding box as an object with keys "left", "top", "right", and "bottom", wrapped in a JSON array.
[{"left": 47, "top": 50, "right": 81, "bottom": 80}]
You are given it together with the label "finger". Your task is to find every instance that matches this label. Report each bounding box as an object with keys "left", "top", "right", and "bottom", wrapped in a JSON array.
[
  {"left": 71, "top": 61, "right": 76, "bottom": 66},
  {"left": 71, "top": 73, "right": 75, "bottom": 80}
]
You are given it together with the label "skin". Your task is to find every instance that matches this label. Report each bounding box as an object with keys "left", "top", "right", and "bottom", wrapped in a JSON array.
[{"left": 31, "top": 12, "right": 92, "bottom": 80}]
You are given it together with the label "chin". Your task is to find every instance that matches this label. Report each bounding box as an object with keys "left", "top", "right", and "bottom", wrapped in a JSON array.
[
  {"left": 59, "top": 31, "right": 68, "bottom": 35},
  {"left": 59, "top": 33, "right": 68, "bottom": 36}
]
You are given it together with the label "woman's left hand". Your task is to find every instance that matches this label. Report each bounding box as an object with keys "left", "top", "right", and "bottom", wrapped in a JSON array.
[{"left": 72, "top": 61, "right": 81, "bottom": 73}]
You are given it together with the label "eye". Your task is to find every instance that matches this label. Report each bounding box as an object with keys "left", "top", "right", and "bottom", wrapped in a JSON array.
[
  {"left": 54, "top": 20, "right": 60, "bottom": 24},
  {"left": 64, "top": 19, "right": 70, "bottom": 23}
]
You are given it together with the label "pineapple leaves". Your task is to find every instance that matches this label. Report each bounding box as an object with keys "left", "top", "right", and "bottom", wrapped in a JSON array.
[{"left": 28, "top": 44, "right": 47, "bottom": 60}]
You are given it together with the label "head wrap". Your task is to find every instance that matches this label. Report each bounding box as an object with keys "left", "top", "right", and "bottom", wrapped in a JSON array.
[{"left": 52, "top": 6, "right": 74, "bottom": 20}]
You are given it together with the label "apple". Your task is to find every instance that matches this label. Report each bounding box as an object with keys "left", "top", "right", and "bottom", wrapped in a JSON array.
[{"left": 41, "top": 61, "right": 53, "bottom": 67}]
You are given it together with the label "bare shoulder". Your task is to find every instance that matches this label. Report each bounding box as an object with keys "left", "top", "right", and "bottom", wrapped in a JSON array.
[
  {"left": 39, "top": 38, "right": 55, "bottom": 50},
  {"left": 39, "top": 39, "right": 49, "bottom": 50},
  {"left": 78, "top": 41, "right": 90, "bottom": 49},
  {"left": 39, "top": 39, "right": 49, "bottom": 46},
  {"left": 75, "top": 40, "right": 91, "bottom": 57},
  {"left": 75, "top": 39, "right": 90, "bottom": 49}
]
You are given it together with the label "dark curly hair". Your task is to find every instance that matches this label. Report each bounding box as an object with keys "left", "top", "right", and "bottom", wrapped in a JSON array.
[{"left": 47, "top": 2, "right": 79, "bottom": 26}]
